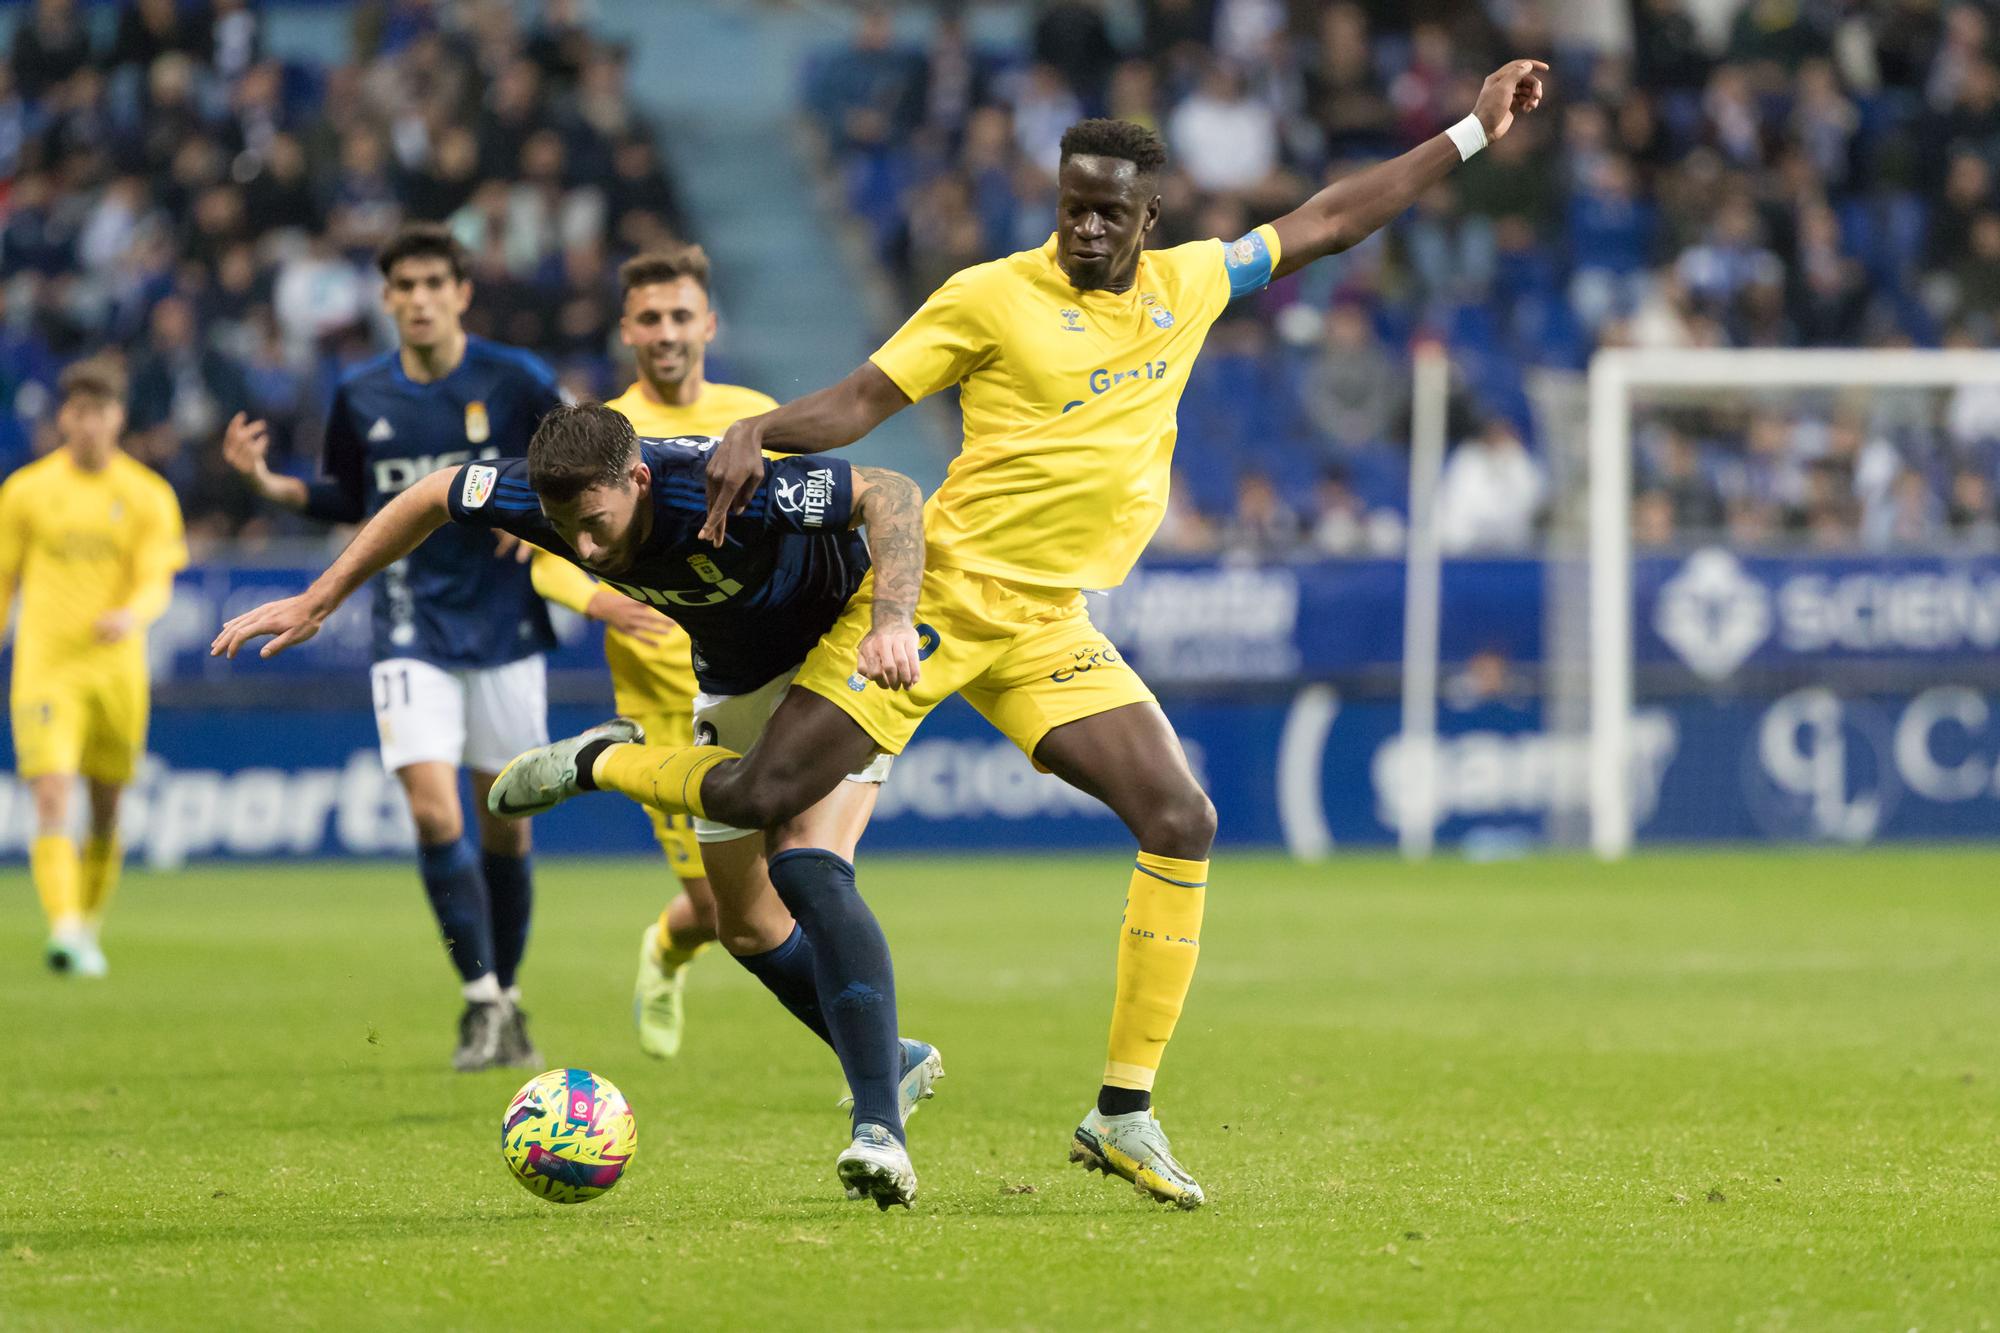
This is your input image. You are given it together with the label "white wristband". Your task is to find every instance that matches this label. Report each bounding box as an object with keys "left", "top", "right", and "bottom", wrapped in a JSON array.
[{"left": 1445, "top": 114, "right": 1488, "bottom": 162}]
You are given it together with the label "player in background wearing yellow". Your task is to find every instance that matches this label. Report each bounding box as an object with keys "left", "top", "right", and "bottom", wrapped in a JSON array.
[
  {"left": 0, "top": 359, "right": 187, "bottom": 976},
  {"left": 521, "top": 246, "right": 783, "bottom": 1058},
  {"left": 493, "top": 61, "right": 1546, "bottom": 1207}
]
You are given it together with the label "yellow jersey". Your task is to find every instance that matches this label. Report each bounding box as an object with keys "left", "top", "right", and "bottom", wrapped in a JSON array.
[
  {"left": 530, "top": 380, "right": 779, "bottom": 707},
  {"left": 0, "top": 448, "right": 188, "bottom": 681},
  {"left": 870, "top": 226, "right": 1281, "bottom": 591}
]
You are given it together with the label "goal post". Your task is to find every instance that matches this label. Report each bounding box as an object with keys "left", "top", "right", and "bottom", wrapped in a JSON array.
[
  {"left": 1398, "top": 342, "right": 1451, "bottom": 860},
  {"left": 1585, "top": 347, "right": 2000, "bottom": 859}
]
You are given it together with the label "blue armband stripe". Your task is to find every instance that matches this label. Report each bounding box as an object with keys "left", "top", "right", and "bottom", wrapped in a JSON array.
[{"left": 1224, "top": 229, "right": 1275, "bottom": 300}]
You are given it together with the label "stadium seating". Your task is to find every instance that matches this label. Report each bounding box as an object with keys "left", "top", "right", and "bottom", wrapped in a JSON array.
[{"left": 804, "top": 0, "right": 2000, "bottom": 554}]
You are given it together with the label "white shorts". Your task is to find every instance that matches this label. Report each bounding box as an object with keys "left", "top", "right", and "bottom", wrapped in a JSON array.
[
  {"left": 371, "top": 656, "right": 550, "bottom": 775},
  {"left": 691, "top": 666, "right": 892, "bottom": 842}
]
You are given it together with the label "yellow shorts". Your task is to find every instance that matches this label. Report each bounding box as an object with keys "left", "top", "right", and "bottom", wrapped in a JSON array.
[
  {"left": 11, "top": 665, "right": 149, "bottom": 784},
  {"left": 620, "top": 703, "right": 705, "bottom": 881},
  {"left": 793, "top": 563, "right": 1154, "bottom": 763}
]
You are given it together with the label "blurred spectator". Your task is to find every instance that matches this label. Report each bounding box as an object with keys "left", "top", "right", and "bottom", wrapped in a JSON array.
[
  {"left": 1437, "top": 420, "right": 1543, "bottom": 553},
  {"left": 1863, "top": 466, "right": 1943, "bottom": 549},
  {"left": 1168, "top": 63, "right": 1277, "bottom": 194},
  {"left": 1220, "top": 468, "right": 1301, "bottom": 557},
  {"left": 1652, "top": 428, "right": 1727, "bottom": 535},
  {"left": 127, "top": 294, "right": 245, "bottom": 472},
  {"left": 1033, "top": 0, "right": 1120, "bottom": 105},
  {"left": 1303, "top": 302, "right": 1402, "bottom": 451},
  {"left": 1012, "top": 63, "right": 1083, "bottom": 174},
  {"left": 812, "top": 5, "right": 923, "bottom": 155},
  {"left": 1308, "top": 467, "right": 1403, "bottom": 557},
  {"left": 920, "top": 9, "right": 994, "bottom": 145},
  {"left": 1948, "top": 468, "right": 2000, "bottom": 548},
  {"left": 1634, "top": 488, "right": 1678, "bottom": 547},
  {"left": 10, "top": 0, "right": 91, "bottom": 102}
]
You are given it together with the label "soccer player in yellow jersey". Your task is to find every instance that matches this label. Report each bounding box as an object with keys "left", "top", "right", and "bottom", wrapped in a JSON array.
[
  {"left": 521, "top": 247, "right": 784, "bottom": 1058},
  {"left": 494, "top": 62, "right": 1547, "bottom": 1207},
  {"left": 0, "top": 359, "right": 187, "bottom": 976}
]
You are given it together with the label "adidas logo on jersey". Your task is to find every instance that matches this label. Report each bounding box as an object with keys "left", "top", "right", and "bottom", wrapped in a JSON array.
[{"left": 368, "top": 417, "right": 395, "bottom": 442}]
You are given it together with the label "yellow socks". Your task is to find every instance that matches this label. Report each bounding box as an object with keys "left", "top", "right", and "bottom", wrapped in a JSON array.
[
  {"left": 593, "top": 743, "right": 736, "bottom": 820},
  {"left": 653, "top": 907, "right": 711, "bottom": 972},
  {"left": 81, "top": 836, "right": 121, "bottom": 924},
  {"left": 1103, "top": 852, "right": 1208, "bottom": 1092},
  {"left": 31, "top": 834, "right": 82, "bottom": 930}
]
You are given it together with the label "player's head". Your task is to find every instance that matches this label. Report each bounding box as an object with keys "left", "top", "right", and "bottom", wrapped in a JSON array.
[
  {"left": 376, "top": 223, "right": 472, "bottom": 354},
  {"left": 56, "top": 356, "right": 128, "bottom": 464},
  {"left": 1055, "top": 119, "right": 1165, "bottom": 292},
  {"left": 619, "top": 246, "right": 716, "bottom": 396},
  {"left": 527, "top": 402, "right": 651, "bottom": 575}
]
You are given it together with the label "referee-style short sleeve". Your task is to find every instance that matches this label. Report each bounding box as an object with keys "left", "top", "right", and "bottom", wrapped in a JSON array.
[{"left": 869, "top": 268, "right": 993, "bottom": 403}]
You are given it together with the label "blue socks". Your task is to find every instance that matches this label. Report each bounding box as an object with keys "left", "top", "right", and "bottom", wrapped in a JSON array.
[
  {"left": 417, "top": 839, "right": 493, "bottom": 984},
  {"left": 734, "top": 924, "right": 831, "bottom": 1045},
  {"left": 767, "top": 848, "right": 903, "bottom": 1143},
  {"left": 481, "top": 851, "right": 533, "bottom": 992}
]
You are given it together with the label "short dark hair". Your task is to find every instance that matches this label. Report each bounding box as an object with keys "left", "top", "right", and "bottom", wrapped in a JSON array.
[
  {"left": 528, "top": 403, "right": 638, "bottom": 503},
  {"left": 59, "top": 356, "right": 127, "bottom": 406},
  {"left": 377, "top": 223, "right": 470, "bottom": 282},
  {"left": 619, "top": 244, "right": 711, "bottom": 297},
  {"left": 1058, "top": 119, "right": 1168, "bottom": 179}
]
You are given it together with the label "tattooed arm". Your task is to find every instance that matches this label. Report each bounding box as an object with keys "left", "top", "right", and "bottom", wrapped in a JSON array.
[{"left": 848, "top": 465, "right": 926, "bottom": 690}]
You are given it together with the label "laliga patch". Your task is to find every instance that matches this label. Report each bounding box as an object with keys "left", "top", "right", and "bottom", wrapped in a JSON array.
[
  {"left": 465, "top": 400, "right": 491, "bottom": 444},
  {"left": 461, "top": 464, "right": 498, "bottom": 509}
]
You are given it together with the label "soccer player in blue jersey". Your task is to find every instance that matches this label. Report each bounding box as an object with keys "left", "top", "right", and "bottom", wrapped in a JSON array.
[
  {"left": 214, "top": 403, "right": 939, "bottom": 1208},
  {"left": 221, "top": 224, "right": 580, "bottom": 1072}
]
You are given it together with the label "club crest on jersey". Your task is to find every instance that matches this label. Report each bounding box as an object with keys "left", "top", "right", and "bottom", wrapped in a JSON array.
[
  {"left": 1060, "top": 308, "right": 1084, "bottom": 332},
  {"left": 461, "top": 464, "right": 498, "bottom": 509},
  {"left": 465, "top": 401, "right": 491, "bottom": 444},
  {"left": 1141, "top": 293, "right": 1174, "bottom": 329}
]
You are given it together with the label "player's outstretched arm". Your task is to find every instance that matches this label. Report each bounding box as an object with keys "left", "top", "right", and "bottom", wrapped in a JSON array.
[
  {"left": 849, "top": 464, "right": 926, "bottom": 690},
  {"left": 701, "top": 364, "right": 912, "bottom": 544},
  {"left": 1267, "top": 59, "right": 1545, "bottom": 279},
  {"left": 209, "top": 470, "right": 453, "bottom": 659}
]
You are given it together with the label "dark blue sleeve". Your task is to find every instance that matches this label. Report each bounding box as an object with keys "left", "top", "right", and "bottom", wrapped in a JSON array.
[
  {"left": 445, "top": 458, "right": 547, "bottom": 534},
  {"left": 303, "top": 384, "right": 367, "bottom": 523},
  {"left": 749, "top": 455, "right": 855, "bottom": 533}
]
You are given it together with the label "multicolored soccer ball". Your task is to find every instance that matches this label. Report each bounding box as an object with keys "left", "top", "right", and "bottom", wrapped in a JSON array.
[{"left": 500, "top": 1068, "right": 637, "bottom": 1204}]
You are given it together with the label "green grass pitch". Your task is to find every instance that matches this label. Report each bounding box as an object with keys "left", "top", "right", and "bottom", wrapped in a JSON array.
[{"left": 5, "top": 848, "right": 1999, "bottom": 1330}]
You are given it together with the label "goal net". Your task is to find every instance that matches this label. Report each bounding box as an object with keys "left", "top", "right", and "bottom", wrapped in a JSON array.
[{"left": 1580, "top": 348, "right": 2000, "bottom": 858}]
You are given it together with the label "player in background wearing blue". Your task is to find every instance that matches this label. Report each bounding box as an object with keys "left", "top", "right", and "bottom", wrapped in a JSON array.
[
  {"left": 221, "top": 224, "right": 576, "bottom": 1073},
  {"left": 213, "top": 404, "right": 940, "bottom": 1208}
]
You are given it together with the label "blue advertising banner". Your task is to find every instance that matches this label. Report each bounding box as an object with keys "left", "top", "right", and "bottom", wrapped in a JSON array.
[
  {"left": 3, "top": 684, "right": 1997, "bottom": 864},
  {"left": 89, "top": 549, "right": 2000, "bottom": 694}
]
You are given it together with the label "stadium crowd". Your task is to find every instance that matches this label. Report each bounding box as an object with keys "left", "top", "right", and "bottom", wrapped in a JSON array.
[
  {"left": 807, "top": 0, "right": 2000, "bottom": 554},
  {"left": 0, "top": 0, "right": 686, "bottom": 549}
]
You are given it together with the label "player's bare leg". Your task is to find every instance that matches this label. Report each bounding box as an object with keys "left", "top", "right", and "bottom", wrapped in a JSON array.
[
  {"left": 30, "top": 773, "right": 97, "bottom": 977},
  {"left": 1035, "top": 702, "right": 1214, "bottom": 1209},
  {"left": 471, "top": 772, "right": 539, "bottom": 1069}
]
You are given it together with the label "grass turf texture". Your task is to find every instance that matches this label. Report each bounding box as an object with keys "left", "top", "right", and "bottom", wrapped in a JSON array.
[{"left": 4, "top": 850, "right": 1999, "bottom": 1331}]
